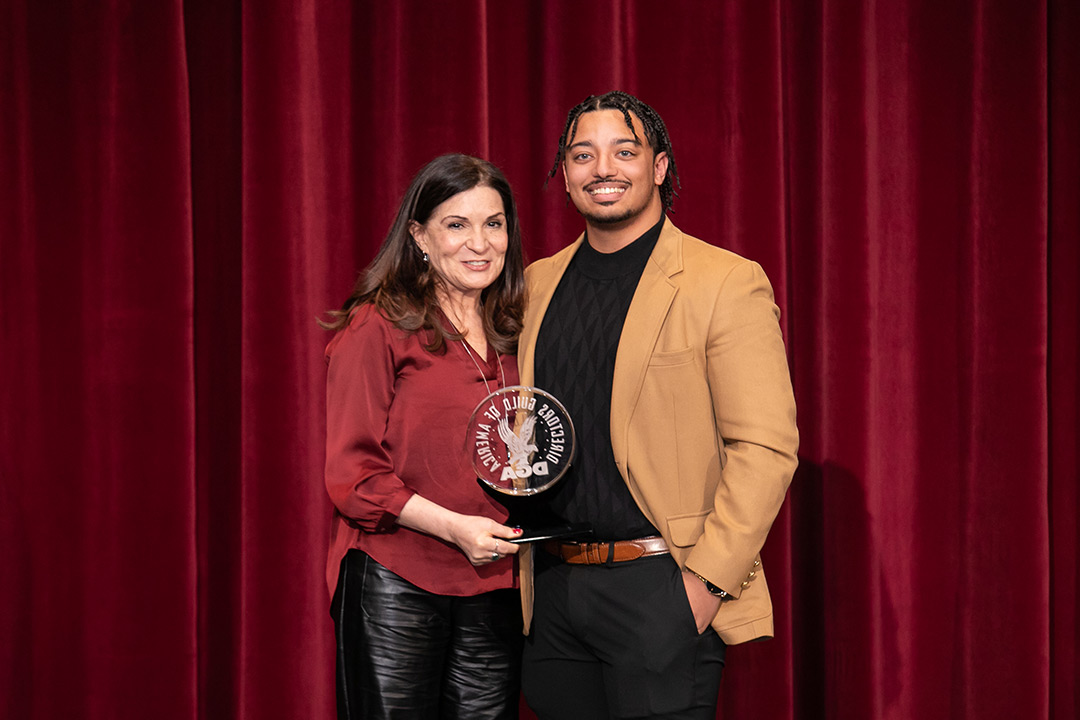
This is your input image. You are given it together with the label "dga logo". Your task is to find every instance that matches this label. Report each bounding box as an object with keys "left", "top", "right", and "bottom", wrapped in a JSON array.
[
  {"left": 468, "top": 386, "right": 575, "bottom": 495},
  {"left": 497, "top": 414, "right": 543, "bottom": 481}
]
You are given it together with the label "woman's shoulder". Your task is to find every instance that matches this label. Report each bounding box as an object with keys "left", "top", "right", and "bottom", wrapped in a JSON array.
[
  {"left": 344, "top": 302, "right": 389, "bottom": 329},
  {"left": 325, "top": 303, "right": 396, "bottom": 361}
]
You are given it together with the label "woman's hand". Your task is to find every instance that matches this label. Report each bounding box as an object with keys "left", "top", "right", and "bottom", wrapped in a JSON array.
[
  {"left": 397, "top": 494, "right": 522, "bottom": 565},
  {"left": 445, "top": 513, "right": 523, "bottom": 565}
]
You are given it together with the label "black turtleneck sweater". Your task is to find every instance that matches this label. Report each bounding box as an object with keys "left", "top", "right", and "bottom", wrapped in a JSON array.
[{"left": 534, "top": 217, "right": 664, "bottom": 541}]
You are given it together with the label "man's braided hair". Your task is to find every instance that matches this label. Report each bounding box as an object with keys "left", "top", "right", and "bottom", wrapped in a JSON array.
[{"left": 547, "top": 91, "right": 680, "bottom": 211}]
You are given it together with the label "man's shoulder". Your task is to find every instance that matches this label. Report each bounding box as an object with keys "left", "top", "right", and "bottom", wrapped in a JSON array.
[
  {"left": 665, "top": 224, "right": 755, "bottom": 277},
  {"left": 524, "top": 239, "right": 581, "bottom": 285}
]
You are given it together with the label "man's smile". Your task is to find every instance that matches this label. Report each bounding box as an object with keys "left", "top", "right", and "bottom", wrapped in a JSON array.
[{"left": 586, "top": 183, "right": 628, "bottom": 197}]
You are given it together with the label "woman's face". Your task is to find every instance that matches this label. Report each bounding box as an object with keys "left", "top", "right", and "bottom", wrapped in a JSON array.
[{"left": 411, "top": 185, "right": 509, "bottom": 306}]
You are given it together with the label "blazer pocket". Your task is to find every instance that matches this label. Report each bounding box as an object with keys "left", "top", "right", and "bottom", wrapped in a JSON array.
[
  {"left": 649, "top": 346, "right": 694, "bottom": 367},
  {"left": 666, "top": 510, "right": 710, "bottom": 547}
]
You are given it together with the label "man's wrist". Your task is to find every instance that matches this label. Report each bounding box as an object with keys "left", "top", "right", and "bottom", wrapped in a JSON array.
[{"left": 685, "top": 567, "right": 732, "bottom": 601}]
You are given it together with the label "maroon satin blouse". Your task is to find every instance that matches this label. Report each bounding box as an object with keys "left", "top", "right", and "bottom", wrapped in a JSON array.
[{"left": 324, "top": 304, "right": 518, "bottom": 597}]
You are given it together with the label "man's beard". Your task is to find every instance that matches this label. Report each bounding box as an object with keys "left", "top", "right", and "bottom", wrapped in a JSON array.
[
  {"left": 578, "top": 206, "right": 638, "bottom": 225},
  {"left": 575, "top": 195, "right": 649, "bottom": 226}
]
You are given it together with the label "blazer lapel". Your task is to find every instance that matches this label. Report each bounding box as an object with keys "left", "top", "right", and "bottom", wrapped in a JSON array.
[
  {"left": 519, "top": 236, "right": 585, "bottom": 387},
  {"left": 609, "top": 219, "right": 683, "bottom": 474}
]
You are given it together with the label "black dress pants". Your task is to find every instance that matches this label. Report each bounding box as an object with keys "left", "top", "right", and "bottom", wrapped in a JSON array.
[
  {"left": 522, "top": 551, "right": 726, "bottom": 720},
  {"left": 331, "top": 550, "right": 523, "bottom": 720}
]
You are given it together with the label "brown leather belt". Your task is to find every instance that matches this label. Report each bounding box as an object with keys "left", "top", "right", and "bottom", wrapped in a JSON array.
[{"left": 541, "top": 535, "right": 670, "bottom": 565}]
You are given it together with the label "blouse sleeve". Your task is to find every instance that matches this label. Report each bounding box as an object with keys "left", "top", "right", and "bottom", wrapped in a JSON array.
[{"left": 324, "top": 307, "right": 415, "bottom": 532}]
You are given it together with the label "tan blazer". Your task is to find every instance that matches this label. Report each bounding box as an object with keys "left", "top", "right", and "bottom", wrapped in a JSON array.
[{"left": 518, "top": 219, "right": 799, "bottom": 645}]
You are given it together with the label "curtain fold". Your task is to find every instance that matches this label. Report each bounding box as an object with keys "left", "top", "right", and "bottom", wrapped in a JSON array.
[
  {"left": 1048, "top": 2, "right": 1080, "bottom": 718},
  {"left": 2, "top": 2, "right": 199, "bottom": 717},
  {"left": 1, "top": 1, "right": 1074, "bottom": 718}
]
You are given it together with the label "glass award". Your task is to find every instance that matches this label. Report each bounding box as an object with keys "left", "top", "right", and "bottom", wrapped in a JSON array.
[{"left": 466, "top": 385, "right": 591, "bottom": 543}]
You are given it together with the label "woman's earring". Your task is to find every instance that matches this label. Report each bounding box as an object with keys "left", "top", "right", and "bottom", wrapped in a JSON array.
[{"left": 423, "top": 252, "right": 429, "bottom": 263}]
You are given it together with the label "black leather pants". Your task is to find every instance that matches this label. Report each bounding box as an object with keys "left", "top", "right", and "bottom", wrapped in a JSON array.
[{"left": 331, "top": 549, "right": 523, "bottom": 720}]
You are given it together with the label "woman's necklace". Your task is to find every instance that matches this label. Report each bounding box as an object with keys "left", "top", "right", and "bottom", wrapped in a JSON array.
[
  {"left": 444, "top": 306, "right": 506, "bottom": 396},
  {"left": 460, "top": 336, "right": 505, "bottom": 396}
]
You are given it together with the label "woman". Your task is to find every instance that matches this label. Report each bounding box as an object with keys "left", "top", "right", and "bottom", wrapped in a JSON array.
[{"left": 323, "top": 154, "right": 527, "bottom": 719}]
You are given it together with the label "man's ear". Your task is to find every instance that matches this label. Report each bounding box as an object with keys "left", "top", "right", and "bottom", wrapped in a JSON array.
[{"left": 653, "top": 152, "right": 669, "bottom": 187}]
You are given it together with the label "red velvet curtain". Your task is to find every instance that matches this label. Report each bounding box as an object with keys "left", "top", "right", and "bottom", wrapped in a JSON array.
[{"left": 2, "top": 1, "right": 1076, "bottom": 718}]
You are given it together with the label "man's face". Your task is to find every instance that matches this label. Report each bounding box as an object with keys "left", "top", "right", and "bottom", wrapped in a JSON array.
[{"left": 563, "top": 109, "right": 668, "bottom": 227}]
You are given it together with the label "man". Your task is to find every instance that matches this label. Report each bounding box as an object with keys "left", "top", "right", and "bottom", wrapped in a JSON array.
[{"left": 518, "top": 91, "right": 799, "bottom": 719}]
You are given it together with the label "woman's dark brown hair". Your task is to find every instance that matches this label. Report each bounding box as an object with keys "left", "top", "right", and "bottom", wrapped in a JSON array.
[{"left": 322, "top": 154, "right": 526, "bottom": 354}]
